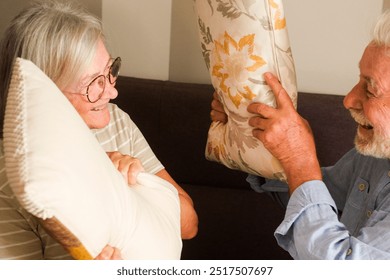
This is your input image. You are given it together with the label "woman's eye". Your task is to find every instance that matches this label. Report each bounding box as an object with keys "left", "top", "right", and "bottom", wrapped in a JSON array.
[{"left": 98, "top": 78, "right": 105, "bottom": 87}]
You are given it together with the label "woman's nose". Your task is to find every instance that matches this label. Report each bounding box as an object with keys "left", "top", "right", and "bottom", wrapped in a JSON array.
[{"left": 104, "top": 82, "right": 118, "bottom": 100}]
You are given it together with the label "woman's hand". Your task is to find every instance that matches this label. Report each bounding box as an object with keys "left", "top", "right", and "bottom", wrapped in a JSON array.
[
  {"left": 106, "top": 151, "right": 145, "bottom": 185},
  {"left": 210, "top": 91, "right": 228, "bottom": 124},
  {"left": 94, "top": 245, "right": 122, "bottom": 260}
]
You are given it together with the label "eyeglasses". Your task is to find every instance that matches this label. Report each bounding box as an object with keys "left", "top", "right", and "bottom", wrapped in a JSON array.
[{"left": 81, "top": 57, "right": 121, "bottom": 103}]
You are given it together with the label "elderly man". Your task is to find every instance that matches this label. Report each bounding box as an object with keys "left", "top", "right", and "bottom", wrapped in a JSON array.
[{"left": 212, "top": 10, "right": 390, "bottom": 259}]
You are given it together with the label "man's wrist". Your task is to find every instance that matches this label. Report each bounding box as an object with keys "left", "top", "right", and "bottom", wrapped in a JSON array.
[{"left": 283, "top": 158, "right": 322, "bottom": 194}]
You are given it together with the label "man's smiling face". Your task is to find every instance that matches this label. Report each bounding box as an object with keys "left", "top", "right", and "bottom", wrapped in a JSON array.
[{"left": 344, "top": 43, "right": 390, "bottom": 158}]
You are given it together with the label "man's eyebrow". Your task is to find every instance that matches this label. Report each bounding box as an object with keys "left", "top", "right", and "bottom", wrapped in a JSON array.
[
  {"left": 362, "top": 75, "right": 371, "bottom": 84},
  {"left": 362, "top": 75, "right": 378, "bottom": 91}
]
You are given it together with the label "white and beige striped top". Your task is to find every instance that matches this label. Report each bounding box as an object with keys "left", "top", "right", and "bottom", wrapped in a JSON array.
[{"left": 0, "top": 103, "right": 163, "bottom": 259}]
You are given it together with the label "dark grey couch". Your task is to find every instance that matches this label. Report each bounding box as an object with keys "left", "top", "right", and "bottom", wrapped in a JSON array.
[{"left": 114, "top": 76, "right": 356, "bottom": 260}]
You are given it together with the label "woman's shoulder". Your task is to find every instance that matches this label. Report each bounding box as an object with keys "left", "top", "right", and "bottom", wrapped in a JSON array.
[
  {"left": 92, "top": 103, "right": 138, "bottom": 142},
  {"left": 108, "top": 103, "right": 133, "bottom": 124}
]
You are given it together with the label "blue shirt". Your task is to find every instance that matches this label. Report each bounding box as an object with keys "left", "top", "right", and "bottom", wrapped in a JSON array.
[{"left": 251, "top": 148, "right": 390, "bottom": 259}]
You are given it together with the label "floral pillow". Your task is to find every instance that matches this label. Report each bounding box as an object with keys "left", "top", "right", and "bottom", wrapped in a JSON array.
[
  {"left": 3, "top": 58, "right": 182, "bottom": 259},
  {"left": 194, "top": 0, "right": 297, "bottom": 181}
]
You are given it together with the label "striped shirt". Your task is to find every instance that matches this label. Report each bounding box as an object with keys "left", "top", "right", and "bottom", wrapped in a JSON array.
[{"left": 0, "top": 103, "right": 163, "bottom": 259}]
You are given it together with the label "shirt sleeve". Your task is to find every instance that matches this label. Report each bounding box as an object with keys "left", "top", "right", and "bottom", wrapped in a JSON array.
[
  {"left": 122, "top": 113, "right": 164, "bottom": 174},
  {"left": 0, "top": 144, "right": 72, "bottom": 260},
  {"left": 274, "top": 180, "right": 390, "bottom": 259},
  {"left": 0, "top": 199, "right": 44, "bottom": 259},
  {"left": 94, "top": 104, "right": 164, "bottom": 175}
]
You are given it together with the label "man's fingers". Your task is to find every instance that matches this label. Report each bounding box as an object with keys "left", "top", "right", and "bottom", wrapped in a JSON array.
[
  {"left": 211, "top": 91, "right": 228, "bottom": 123},
  {"left": 248, "top": 115, "right": 267, "bottom": 130},
  {"left": 263, "top": 72, "right": 294, "bottom": 109},
  {"left": 247, "top": 102, "right": 274, "bottom": 119}
]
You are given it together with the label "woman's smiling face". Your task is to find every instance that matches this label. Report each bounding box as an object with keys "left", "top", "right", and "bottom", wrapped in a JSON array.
[{"left": 61, "top": 39, "right": 118, "bottom": 129}]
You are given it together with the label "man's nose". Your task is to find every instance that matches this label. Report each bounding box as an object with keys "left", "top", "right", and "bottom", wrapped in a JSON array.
[{"left": 343, "top": 84, "right": 363, "bottom": 111}]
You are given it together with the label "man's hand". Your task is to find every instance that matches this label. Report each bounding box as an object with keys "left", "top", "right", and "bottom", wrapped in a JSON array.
[
  {"left": 247, "top": 72, "right": 322, "bottom": 193},
  {"left": 106, "top": 151, "right": 145, "bottom": 185},
  {"left": 210, "top": 91, "right": 228, "bottom": 124}
]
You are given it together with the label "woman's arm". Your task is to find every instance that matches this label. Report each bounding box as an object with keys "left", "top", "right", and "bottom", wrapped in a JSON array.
[
  {"left": 155, "top": 169, "right": 198, "bottom": 239},
  {"left": 107, "top": 152, "right": 198, "bottom": 239}
]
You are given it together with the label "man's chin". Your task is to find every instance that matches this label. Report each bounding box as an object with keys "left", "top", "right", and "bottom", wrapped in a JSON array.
[{"left": 354, "top": 135, "right": 390, "bottom": 159}]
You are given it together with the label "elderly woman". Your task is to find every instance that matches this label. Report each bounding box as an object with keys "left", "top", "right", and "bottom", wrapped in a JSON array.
[{"left": 0, "top": 0, "right": 197, "bottom": 260}]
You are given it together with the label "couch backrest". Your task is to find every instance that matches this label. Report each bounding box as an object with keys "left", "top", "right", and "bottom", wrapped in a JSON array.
[
  {"left": 114, "top": 76, "right": 356, "bottom": 189},
  {"left": 297, "top": 92, "right": 356, "bottom": 167}
]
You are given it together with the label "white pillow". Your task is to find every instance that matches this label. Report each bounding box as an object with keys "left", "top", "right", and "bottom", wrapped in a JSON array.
[
  {"left": 3, "top": 58, "right": 182, "bottom": 259},
  {"left": 194, "top": 0, "right": 298, "bottom": 181}
]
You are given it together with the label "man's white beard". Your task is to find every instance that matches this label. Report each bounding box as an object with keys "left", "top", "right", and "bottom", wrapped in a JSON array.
[
  {"left": 354, "top": 130, "right": 390, "bottom": 159},
  {"left": 349, "top": 109, "right": 390, "bottom": 159}
]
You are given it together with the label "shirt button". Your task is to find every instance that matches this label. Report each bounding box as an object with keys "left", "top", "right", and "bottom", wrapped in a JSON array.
[
  {"left": 358, "top": 183, "right": 366, "bottom": 191},
  {"left": 346, "top": 248, "right": 352, "bottom": 256},
  {"left": 367, "top": 210, "right": 372, "bottom": 218}
]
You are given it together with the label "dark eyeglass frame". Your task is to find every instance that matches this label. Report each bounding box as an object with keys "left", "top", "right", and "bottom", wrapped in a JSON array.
[{"left": 83, "top": 57, "right": 122, "bottom": 103}]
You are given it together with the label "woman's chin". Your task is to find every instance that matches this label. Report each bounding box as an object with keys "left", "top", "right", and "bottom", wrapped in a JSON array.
[{"left": 85, "top": 107, "right": 110, "bottom": 129}]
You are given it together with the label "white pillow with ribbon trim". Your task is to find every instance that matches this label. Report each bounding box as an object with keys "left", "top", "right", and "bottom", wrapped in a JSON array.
[{"left": 3, "top": 58, "right": 182, "bottom": 259}]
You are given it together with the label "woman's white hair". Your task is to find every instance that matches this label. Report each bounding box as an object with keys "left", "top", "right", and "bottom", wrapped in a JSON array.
[
  {"left": 0, "top": 0, "right": 105, "bottom": 137},
  {"left": 0, "top": 0, "right": 105, "bottom": 92}
]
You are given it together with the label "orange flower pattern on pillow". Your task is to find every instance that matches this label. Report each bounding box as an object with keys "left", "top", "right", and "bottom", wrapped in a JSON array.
[
  {"left": 212, "top": 32, "right": 266, "bottom": 108},
  {"left": 195, "top": 0, "right": 297, "bottom": 181},
  {"left": 269, "top": 0, "right": 286, "bottom": 30}
]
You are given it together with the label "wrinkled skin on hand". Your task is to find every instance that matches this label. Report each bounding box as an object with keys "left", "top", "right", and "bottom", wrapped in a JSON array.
[
  {"left": 210, "top": 91, "right": 228, "bottom": 124},
  {"left": 247, "top": 72, "right": 322, "bottom": 193}
]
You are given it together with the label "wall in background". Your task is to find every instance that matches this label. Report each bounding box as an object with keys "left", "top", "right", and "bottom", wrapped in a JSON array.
[
  {"left": 0, "top": 0, "right": 386, "bottom": 95},
  {"left": 102, "top": 0, "right": 172, "bottom": 81},
  {"left": 169, "top": 0, "right": 208, "bottom": 85},
  {"left": 168, "top": 0, "right": 383, "bottom": 95},
  {"left": 384, "top": 0, "right": 390, "bottom": 10},
  {"left": 0, "top": 0, "right": 101, "bottom": 36},
  {"left": 283, "top": 0, "right": 382, "bottom": 95},
  {"left": 0, "top": 0, "right": 30, "bottom": 37}
]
